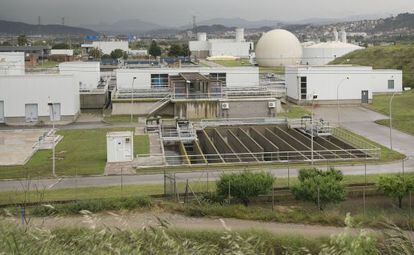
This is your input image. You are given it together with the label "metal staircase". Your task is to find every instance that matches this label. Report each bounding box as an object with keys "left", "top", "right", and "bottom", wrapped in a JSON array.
[{"left": 147, "top": 94, "right": 171, "bottom": 117}]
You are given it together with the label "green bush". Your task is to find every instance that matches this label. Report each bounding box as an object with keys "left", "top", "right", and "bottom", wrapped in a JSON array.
[
  {"left": 216, "top": 171, "right": 274, "bottom": 206},
  {"left": 292, "top": 168, "right": 345, "bottom": 210},
  {"left": 378, "top": 174, "right": 414, "bottom": 208}
]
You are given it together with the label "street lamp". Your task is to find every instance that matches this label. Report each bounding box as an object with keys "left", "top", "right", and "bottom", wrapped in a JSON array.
[
  {"left": 310, "top": 93, "right": 318, "bottom": 165},
  {"left": 336, "top": 76, "right": 350, "bottom": 125},
  {"left": 130, "top": 77, "right": 137, "bottom": 123},
  {"left": 48, "top": 98, "right": 56, "bottom": 177},
  {"left": 389, "top": 92, "right": 397, "bottom": 150}
]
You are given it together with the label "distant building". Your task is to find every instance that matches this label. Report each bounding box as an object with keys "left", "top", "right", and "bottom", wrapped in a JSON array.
[
  {"left": 0, "top": 46, "right": 51, "bottom": 66},
  {"left": 301, "top": 28, "right": 363, "bottom": 65},
  {"left": 0, "top": 52, "right": 25, "bottom": 75},
  {"left": 189, "top": 28, "right": 253, "bottom": 59},
  {"left": 50, "top": 49, "right": 74, "bottom": 62},
  {"left": 81, "top": 41, "right": 129, "bottom": 55},
  {"left": 285, "top": 65, "right": 403, "bottom": 104}
]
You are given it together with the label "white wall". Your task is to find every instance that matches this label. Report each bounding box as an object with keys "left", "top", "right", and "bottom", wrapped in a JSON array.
[
  {"left": 0, "top": 52, "right": 25, "bottom": 75},
  {"left": 50, "top": 49, "right": 74, "bottom": 56},
  {"left": 301, "top": 46, "right": 362, "bottom": 65},
  {"left": 116, "top": 67, "right": 259, "bottom": 89},
  {"left": 59, "top": 62, "right": 100, "bottom": 90},
  {"left": 209, "top": 41, "right": 252, "bottom": 58},
  {"left": 0, "top": 74, "right": 80, "bottom": 118},
  {"left": 83, "top": 41, "right": 129, "bottom": 55},
  {"left": 286, "top": 65, "right": 403, "bottom": 102}
]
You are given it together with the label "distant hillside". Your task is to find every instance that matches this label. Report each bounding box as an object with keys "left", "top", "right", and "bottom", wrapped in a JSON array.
[
  {"left": 330, "top": 44, "right": 414, "bottom": 88},
  {"left": 198, "top": 18, "right": 281, "bottom": 29},
  {"left": 0, "top": 20, "right": 97, "bottom": 35},
  {"left": 373, "top": 13, "right": 414, "bottom": 32}
]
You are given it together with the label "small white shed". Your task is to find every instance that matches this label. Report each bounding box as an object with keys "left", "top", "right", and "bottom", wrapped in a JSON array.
[{"left": 106, "top": 131, "right": 134, "bottom": 163}]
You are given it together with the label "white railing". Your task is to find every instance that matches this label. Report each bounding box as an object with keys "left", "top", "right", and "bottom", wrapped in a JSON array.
[{"left": 198, "top": 117, "right": 288, "bottom": 128}]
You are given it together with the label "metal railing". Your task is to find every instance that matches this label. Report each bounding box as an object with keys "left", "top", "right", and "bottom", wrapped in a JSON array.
[
  {"left": 198, "top": 117, "right": 288, "bottom": 128},
  {"left": 332, "top": 127, "right": 378, "bottom": 151},
  {"left": 136, "top": 148, "right": 380, "bottom": 167}
]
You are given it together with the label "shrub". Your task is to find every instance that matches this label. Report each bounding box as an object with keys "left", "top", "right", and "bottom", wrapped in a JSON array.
[
  {"left": 378, "top": 174, "right": 414, "bottom": 208},
  {"left": 216, "top": 171, "right": 274, "bottom": 206},
  {"left": 292, "top": 168, "right": 345, "bottom": 210}
]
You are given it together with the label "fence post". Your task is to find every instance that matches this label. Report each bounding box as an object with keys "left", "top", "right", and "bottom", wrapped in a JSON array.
[
  {"left": 228, "top": 181, "right": 231, "bottom": 204},
  {"left": 317, "top": 186, "right": 320, "bottom": 210},
  {"left": 272, "top": 182, "right": 275, "bottom": 212},
  {"left": 163, "top": 168, "right": 166, "bottom": 196},
  {"left": 410, "top": 191, "right": 412, "bottom": 222},
  {"left": 185, "top": 179, "right": 189, "bottom": 203},
  {"left": 403, "top": 159, "right": 405, "bottom": 176},
  {"left": 206, "top": 170, "right": 209, "bottom": 193},
  {"left": 287, "top": 160, "right": 290, "bottom": 189},
  {"left": 120, "top": 167, "right": 123, "bottom": 196},
  {"left": 364, "top": 160, "right": 367, "bottom": 216}
]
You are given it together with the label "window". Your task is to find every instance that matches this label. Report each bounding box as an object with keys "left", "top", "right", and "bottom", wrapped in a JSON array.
[
  {"left": 300, "top": 76, "right": 307, "bottom": 100},
  {"left": 151, "top": 74, "right": 169, "bottom": 88},
  {"left": 209, "top": 73, "right": 226, "bottom": 86},
  {"left": 388, "top": 80, "right": 395, "bottom": 90}
]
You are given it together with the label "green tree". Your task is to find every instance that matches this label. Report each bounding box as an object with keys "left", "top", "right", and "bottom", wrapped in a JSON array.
[
  {"left": 123, "top": 51, "right": 128, "bottom": 60},
  {"left": 168, "top": 44, "right": 182, "bottom": 56},
  {"left": 110, "top": 49, "right": 125, "bottom": 59},
  {"left": 89, "top": 47, "right": 102, "bottom": 59},
  {"left": 378, "top": 174, "right": 414, "bottom": 208},
  {"left": 52, "top": 43, "right": 70, "bottom": 49},
  {"left": 148, "top": 40, "right": 161, "bottom": 57},
  {"left": 17, "top": 35, "right": 28, "bottom": 46},
  {"left": 101, "top": 54, "right": 112, "bottom": 59},
  {"left": 216, "top": 171, "right": 274, "bottom": 206},
  {"left": 181, "top": 43, "right": 190, "bottom": 56},
  {"left": 292, "top": 168, "right": 345, "bottom": 210}
]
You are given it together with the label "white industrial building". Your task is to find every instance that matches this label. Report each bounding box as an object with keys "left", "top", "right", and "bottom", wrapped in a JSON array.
[
  {"left": 106, "top": 131, "right": 134, "bottom": 163},
  {"left": 301, "top": 28, "right": 364, "bottom": 65},
  {"left": 59, "top": 62, "right": 100, "bottom": 91},
  {"left": 116, "top": 66, "right": 259, "bottom": 89},
  {"left": 81, "top": 41, "right": 129, "bottom": 55},
  {"left": 0, "top": 74, "right": 80, "bottom": 124},
  {"left": 255, "top": 29, "right": 303, "bottom": 67},
  {"left": 189, "top": 28, "right": 253, "bottom": 58},
  {"left": 285, "top": 65, "right": 403, "bottom": 104},
  {"left": 0, "top": 52, "right": 25, "bottom": 75}
]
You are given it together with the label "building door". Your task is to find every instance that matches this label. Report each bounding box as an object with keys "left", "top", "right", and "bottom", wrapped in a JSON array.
[
  {"left": 49, "top": 103, "right": 61, "bottom": 121},
  {"left": 361, "top": 90, "right": 369, "bottom": 104},
  {"left": 0, "top": 101, "right": 4, "bottom": 123},
  {"left": 25, "top": 104, "right": 38, "bottom": 122}
]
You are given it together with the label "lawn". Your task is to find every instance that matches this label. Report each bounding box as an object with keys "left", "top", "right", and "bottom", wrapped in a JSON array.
[
  {"left": 0, "top": 128, "right": 149, "bottom": 179},
  {"left": 367, "top": 91, "right": 414, "bottom": 135},
  {"left": 278, "top": 104, "right": 311, "bottom": 119},
  {"left": 211, "top": 59, "right": 252, "bottom": 67},
  {"left": 103, "top": 115, "right": 142, "bottom": 123},
  {"left": 259, "top": 66, "right": 285, "bottom": 75}
]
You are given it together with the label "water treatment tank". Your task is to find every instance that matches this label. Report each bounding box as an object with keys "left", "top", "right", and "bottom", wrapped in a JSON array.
[{"left": 255, "top": 29, "right": 303, "bottom": 66}]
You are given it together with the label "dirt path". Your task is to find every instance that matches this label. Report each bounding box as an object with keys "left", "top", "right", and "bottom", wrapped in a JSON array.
[{"left": 5, "top": 211, "right": 354, "bottom": 237}]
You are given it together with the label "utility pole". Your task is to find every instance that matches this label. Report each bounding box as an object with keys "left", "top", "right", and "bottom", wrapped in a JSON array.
[
  {"left": 130, "top": 77, "right": 137, "bottom": 122},
  {"left": 192, "top": 16, "right": 197, "bottom": 38},
  {"left": 48, "top": 98, "right": 56, "bottom": 177}
]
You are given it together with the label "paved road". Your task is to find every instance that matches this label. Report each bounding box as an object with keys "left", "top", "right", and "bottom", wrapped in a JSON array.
[
  {"left": 314, "top": 106, "right": 414, "bottom": 158},
  {"left": 1, "top": 106, "right": 414, "bottom": 192},
  {"left": 6, "top": 211, "right": 356, "bottom": 237}
]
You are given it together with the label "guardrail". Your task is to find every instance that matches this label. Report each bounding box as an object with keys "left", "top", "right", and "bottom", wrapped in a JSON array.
[
  {"left": 198, "top": 117, "right": 288, "bottom": 128},
  {"left": 331, "top": 127, "right": 379, "bottom": 157},
  {"left": 137, "top": 148, "right": 380, "bottom": 167}
]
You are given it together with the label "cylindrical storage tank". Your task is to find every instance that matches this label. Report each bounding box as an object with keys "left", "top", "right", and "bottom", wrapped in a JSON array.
[
  {"left": 197, "top": 32, "right": 207, "bottom": 41},
  {"left": 255, "top": 29, "right": 303, "bottom": 67},
  {"left": 235, "top": 28, "right": 244, "bottom": 42}
]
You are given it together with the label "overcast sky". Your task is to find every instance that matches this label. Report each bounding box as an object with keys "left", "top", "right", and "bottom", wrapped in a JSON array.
[{"left": 0, "top": 0, "right": 413, "bottom": 27}]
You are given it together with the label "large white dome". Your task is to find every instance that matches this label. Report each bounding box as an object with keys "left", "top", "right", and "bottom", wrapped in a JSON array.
[{"left": 255, "top": 29, "right": 302, "bottom": 67}]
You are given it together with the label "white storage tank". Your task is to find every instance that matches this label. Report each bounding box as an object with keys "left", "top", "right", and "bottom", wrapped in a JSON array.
[
  {"left": 106, "top": 131, "right": 134, "bottom": 162},
  {"left": 197, "top": 33, "right": 207, "bottom": 42}
]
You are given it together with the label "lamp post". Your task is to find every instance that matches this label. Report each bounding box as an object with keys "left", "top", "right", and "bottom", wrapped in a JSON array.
[
  {"left": 336, "top": 77, "right": 350, "bottom": 125},
  {"left": 389, "top": 92, "right": 397, "bottom": 150},
  {"left": 130, "top": 77, "right": 136, "bottom": 123},
  {"left": 310, "top": 93, "right": 318, "bottom": 165},
  {"left": 48, "top": 98, "right": 56, "bottom": 177}
]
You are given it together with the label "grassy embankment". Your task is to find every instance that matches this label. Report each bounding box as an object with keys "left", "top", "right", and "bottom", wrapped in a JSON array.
[
  {"left": 0, "top": 128, "right": 149, "bottom": 179},
  {"left": 331, "top": 43, "right": 414, "bottom": 88},
  {"left": 367, "top": 91, "right": 414, "bottom": 135}
]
